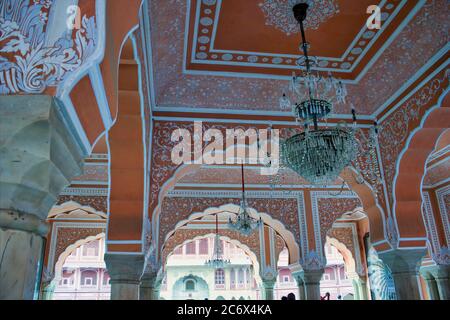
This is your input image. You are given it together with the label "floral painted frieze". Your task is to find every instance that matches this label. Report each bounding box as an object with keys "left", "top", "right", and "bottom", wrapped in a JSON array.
[{"left": 0, "top": 0, "right": 98, "bottom": 94}]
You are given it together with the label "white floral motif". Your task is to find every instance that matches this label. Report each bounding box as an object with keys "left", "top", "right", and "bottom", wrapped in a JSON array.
[
  {"left": 0, "top": 0, "right": 97, "bottom": 94},
  {"left": 259, "top": 0, "right": 339, "bottom": 35}
]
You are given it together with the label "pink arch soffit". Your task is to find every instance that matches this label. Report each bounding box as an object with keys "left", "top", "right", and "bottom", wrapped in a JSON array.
[
  {"left": 340, "top": 167, "right": 388, "bottom": 250},
  {"left": 392, "top": 89, "right": 450, "bottom": 249},
  {"left": 160, "top": 204, "right": 300, "bottom": 265}
]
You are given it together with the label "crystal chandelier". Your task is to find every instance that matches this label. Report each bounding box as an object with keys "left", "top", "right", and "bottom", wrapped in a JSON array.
[
  {"left": 278, "top": 2, "right": 380, "bottom": 187},
  {"left": 205, "top": 214, "right": 230, "bottom": 269},
  {"left": 228, "top": 163, "right": 262, "bottom": 236}
]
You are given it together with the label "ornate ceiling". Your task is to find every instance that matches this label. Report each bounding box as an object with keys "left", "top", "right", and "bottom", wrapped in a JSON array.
[{"left": 148, "top": 0, "right": 448, "bottom": 116}]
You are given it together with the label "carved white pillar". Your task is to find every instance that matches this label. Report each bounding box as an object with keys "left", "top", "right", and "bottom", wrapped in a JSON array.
[
  {"left": 379, "top": 249, "right": 426, "bottom": 300},
  {"left": 0, "top": 95, "right": 84, "bottom": 300},
  {"left": 104, "top": 254, "right": 145, "bottom": 300}
]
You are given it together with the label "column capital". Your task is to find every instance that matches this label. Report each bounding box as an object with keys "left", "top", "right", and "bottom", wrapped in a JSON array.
[
  {"left": 379, "top": 249, "right": 426, "bottom": 274},
  {"left": 261, "top": 278, "right": 277, "bottom": 288},
  {"left": 0, "top": 95, "right": 85, "bottom": 221},
  {"left": 104, "top": 253, "right": 145, "bottom": 284},
  {"left": 291, "top": 270, "right": 304, "bottom": 284}
]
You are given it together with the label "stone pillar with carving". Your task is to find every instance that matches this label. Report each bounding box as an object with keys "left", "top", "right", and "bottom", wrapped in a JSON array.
[
  {"left": 379, "top": 249, "right": 426, "bottom": 300},
  {"left": 105, "top": 254, "right": 145, "bottom": 300},
  {"left": 0, "top": 95, "right": 84, "bottom": 300}
]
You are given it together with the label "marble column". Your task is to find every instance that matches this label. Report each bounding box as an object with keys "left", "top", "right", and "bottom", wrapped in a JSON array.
[
  {"left": 261, "top": 279, "right": 276, "bottom": 300},
  {"left": 140, "top": 272, "right": 162, "bottom": 300},
  {"left": 379, "top": 249, "right": 426, "bottom": 300},
  {"left": 292, "top": 271, "right": 306, "bottom": 300},
  {"left": 105, "top": 254, "right": 145, "bottom": 300},
  {"left": 302, "top": 269, "right": 324, "bottom": 300},
  {"left": 428, "top": 265, "right": 450, "bottom": 300},
  {"left": 0, "top": 95, "right": 84, "bottom": 300}
]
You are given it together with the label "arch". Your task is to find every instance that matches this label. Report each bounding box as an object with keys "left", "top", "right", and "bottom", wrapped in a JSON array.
[
  {"left": 392, "top": 90, "right": 450, "bottom": 248},
  {"left": 161, "top": 204, "right": 300, "bottom": 264},
  {"left": 50, "top": 233, "right": 106, "bottom": 288}
]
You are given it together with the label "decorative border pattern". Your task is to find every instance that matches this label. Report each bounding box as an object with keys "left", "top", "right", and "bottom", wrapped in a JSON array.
[{"left": 188, "top": 0, "right": 404, "bottom": 75}]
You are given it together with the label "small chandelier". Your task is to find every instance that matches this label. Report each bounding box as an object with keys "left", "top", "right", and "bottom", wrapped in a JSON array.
[
  {"left": 228, "top": 163, "right": 262, "bottom": 236},
  {"left": 278, "top": 2, "right": 380, "bottom": 186},
  {"left": 205, "top": 214, "right": 230, "bottom": 269}
]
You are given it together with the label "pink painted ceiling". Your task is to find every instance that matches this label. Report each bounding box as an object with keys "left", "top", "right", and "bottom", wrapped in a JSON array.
[{"left": 148, "top": 0, "right": 448, "bottom": 115}]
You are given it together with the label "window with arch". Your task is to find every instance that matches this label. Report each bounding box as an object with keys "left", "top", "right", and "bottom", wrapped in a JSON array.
[
  {"left": 185, "top": 279, "right": 196, "bottom": 291},
  {"left": 215, "top": 269, "right": 225, "bottom": 288}
]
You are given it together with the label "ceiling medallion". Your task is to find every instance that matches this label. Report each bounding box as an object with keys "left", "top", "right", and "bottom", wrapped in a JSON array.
[
  {"left": 276, "top": 3, "right": 382, "bottom": 188},
  {"left": 228, "top": 163, "right": 263, "bottom": 236},
  {"left": 205, "top": 214, "right": 231, "bottom": 269},
  {"left": 259, "top": 0, "right": 339, "bottom": 36}
]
